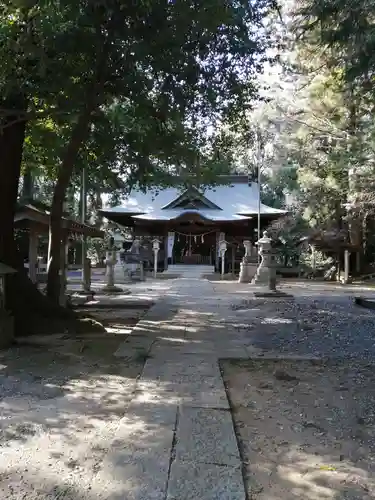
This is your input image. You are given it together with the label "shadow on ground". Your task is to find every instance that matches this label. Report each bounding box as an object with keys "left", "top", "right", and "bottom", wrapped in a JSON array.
[
  {"left": 221, "top": 358, "right": 375, "bottom": 500},
  {"left": 0, "top": 303, "right": 180, "bottom": 499}
]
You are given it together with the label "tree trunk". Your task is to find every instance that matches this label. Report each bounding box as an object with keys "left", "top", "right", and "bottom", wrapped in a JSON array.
[
  {"left": 46, "top": 109, "right": 94, "bottom": 302},
  {"left": 46, "top": 19, "right": 113, "bottom": 302},
  {"left": 47, "top": 16, "right": 115, "bottom": 303},
  {"left": 0, "top": 95, "right": 28, "bottom": 268},
  {"left": 0, "top": 96, "right": 76, "bottom": 335}
]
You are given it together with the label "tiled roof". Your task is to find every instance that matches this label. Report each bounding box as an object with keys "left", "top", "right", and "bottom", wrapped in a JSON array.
[{"left": 102, "top": 178, "right": 286, "bottom": 221}]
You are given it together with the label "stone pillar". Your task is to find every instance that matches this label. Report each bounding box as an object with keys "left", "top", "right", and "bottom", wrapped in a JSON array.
[
  {"left": 114, "top": 249, "right": 124, "bottom": 279},
  {"left": 82, "top": 257, "right": 92, "bottom": 292},
  {"left": 344, "top": 249, "right": 350, "bottom": 284},
  {"left": 153, "top": 238, "right": 160, "bottom": 278},
  {"left": 129, "top": 239, "right": 140, "bottom": 278},
  {"left": 106, "top": 250, "right": 116, "bottom": 287},
  {"left": 310, "top": 245, "right": 316, "bottom": 276},
  {"left": 28, "top": 227, "right": 38, "bottom": 284},
  {"left": 238, "top": 239, "right": 252, "bottom": 283},
  {"left": 219, "top": 239, "right": 227, "bottom": 279}
]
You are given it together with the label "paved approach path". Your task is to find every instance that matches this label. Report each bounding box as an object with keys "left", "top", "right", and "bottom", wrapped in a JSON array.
[
  {"left": 93, "top": 277, "right": 375, "bottom": 499},
  {"left": 103, "top": 277, "right": 248, "bottom": 500}
]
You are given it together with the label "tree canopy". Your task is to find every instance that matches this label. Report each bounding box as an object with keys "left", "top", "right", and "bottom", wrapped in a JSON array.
[{"left": 0, "top": 0, "right": 276, "bottom": 321}]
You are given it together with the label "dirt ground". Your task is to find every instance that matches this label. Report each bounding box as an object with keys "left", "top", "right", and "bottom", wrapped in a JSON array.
[
  {"left": 0, "top": 305, "right": 149, "bottom": 499},
  {"left": 221, "top": 359, "right": 375, "bottom": 500}
]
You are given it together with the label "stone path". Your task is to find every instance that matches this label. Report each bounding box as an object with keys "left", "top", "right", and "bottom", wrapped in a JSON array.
[
  {"left": 3, "top": 276, "right": 375, "bottom": 499},
  {"left": 112, "top": 277, "right": 247, "bottom": 500},
  {"left": 89, "top": 276, "right": 375, "bottom": 499}
]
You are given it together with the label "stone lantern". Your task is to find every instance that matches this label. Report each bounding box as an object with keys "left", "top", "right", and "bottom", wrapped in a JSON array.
[
  {"left": 0, "top": 262, "right": 17, "bottom": 348},
  {"left": 122, "top": 238, "right": 145, "bottom": 282},
  {"left": 252, "top": 230, "right": 275, "bottom": 286},
  {"left": 102, "top": 240, "right": 125, "bottom": 294},
  {"left": 252, "top": 231, "right": 291, "bottom": 297}
]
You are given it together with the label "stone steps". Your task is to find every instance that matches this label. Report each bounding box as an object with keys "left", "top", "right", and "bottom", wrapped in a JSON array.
[{"left": 163, "top": 264, "right": 214, "bottom": 278}]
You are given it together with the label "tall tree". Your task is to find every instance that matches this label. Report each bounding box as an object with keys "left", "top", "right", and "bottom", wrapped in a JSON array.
[
  {"left": 289, "top": 0, "right": 375, "bottom": 267},
  {"left": 0, "top": 0, "right": 275, "bottom": 329}
]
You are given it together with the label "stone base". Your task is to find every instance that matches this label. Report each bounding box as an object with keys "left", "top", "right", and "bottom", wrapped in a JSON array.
[
  {"left": 340, "top": 277, "right": 352, "bottom": 284},
  {"left": 251, "top": 266, "right": 271, "bottom": 285},
  {"left": 238, "top": 262, "right": 257, "bottom": 283},
  {"left": 253, "top": 288, "right": 293, "bottom": 298},
  {"left": 78, "top": 289, "right": 96, "bottom": 296},
  {"left": 102, "top": 285, "right": 131, "bottom": 295}
]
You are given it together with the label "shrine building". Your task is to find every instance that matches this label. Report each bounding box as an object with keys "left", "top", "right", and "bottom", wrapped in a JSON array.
[{"left": 100, "top": 175, "right": 286, "bottom": 272}]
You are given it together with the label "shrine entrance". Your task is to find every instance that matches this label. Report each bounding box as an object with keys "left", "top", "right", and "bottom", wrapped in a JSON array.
[{"left": 172, "top": 230, "right": 216, "bottom": 265}]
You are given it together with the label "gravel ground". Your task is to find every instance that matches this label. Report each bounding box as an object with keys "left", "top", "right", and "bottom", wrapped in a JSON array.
[
  {"left": 1, "top": 279, "right": 375, "bottom": 498},
  {"left": 226, "top": 293, "right": 375, "bottom": 358},
  {"left": 0, "top": 306, "right": 149, "bottom": 500},
  {"left": 222, "top": 358, "right": 375, "bottom": 500}
]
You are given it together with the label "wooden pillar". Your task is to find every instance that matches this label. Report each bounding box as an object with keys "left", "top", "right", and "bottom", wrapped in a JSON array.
[
  {"left": 231, "top": 243, "right": 235, "bottom": 276},
  {"left": 59, "top": 233, "right": 68, "bottom": 306},
  {"left": 28, "top": 226, "right": 38, "bottom": 283},
  {"left": 164, "top": 231, "right": 168, "bottom": 271},
  {"left": 215, "top": 232, "right": 220, "bottom": 272}
]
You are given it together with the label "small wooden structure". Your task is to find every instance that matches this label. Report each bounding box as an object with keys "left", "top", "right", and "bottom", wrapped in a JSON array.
[
  {"left": 300, "top": 230, "right": 360, "bottom": 283},
  {"left": 14, "top": 201, "right": 104, "bottom": 284}
]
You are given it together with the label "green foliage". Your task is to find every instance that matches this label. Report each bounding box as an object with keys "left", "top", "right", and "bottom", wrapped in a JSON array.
[
  {"left": 1, "top": 0, "right": 277, "bottom": 210},
  {"left": 1, "top": 0, "right": 273, "bottom": 154},
  {"left": 295, "top": 0, "right": 375, "bottom": 90}
]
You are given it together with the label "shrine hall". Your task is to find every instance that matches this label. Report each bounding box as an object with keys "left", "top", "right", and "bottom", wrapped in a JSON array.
[{"left": 100, "top": 175, "right": 286, "bottom": 272}]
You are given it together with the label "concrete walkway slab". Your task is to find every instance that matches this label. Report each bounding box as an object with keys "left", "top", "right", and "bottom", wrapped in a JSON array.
[
  {"left": 175, "top": 407, "right": 241, "bottom": 466},
  {"left": 141, "top": 358, "right": 222, "bottom": 379},
  {"left": 112, "top": 276, "right": 248, "bottom": 499},
  {"left": 93, "top": 456, "right": 171, "bottom": 500},
  {"left": 135, "top": 377, "right": 229, "bottom": 409},
  {"left": 167, "top": 462, "right": 246, "bottom": 500}
]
